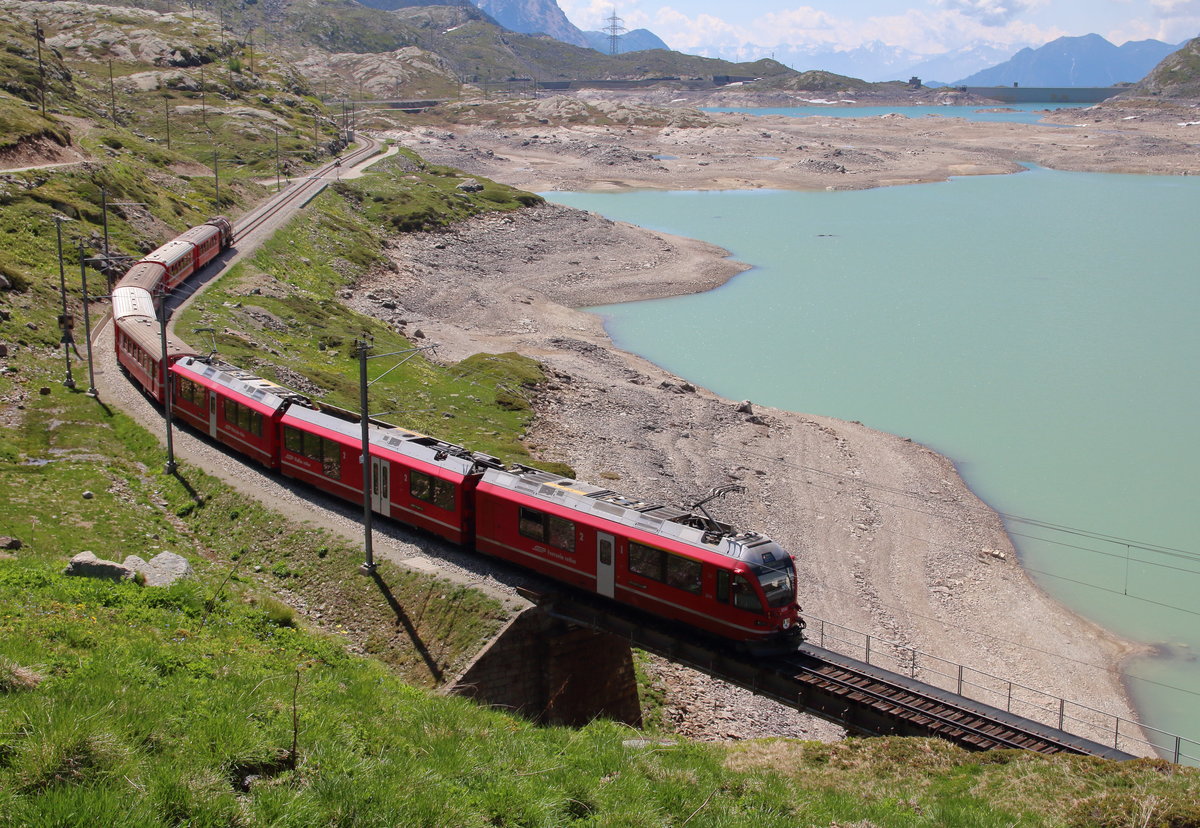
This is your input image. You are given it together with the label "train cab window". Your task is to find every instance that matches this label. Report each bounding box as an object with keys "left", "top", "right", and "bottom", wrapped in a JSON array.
[
  {"left": 716, "top": 570, "right": 730, "bottom": 603},
  {"left": 517, "top": 506, "right": 576, "bottom": 552},
  {"left": 731, "top": 575, "right": 764, "bottom": 614},
  {"left": 411, "top": 470, "right": 455, "bottom": 511}
]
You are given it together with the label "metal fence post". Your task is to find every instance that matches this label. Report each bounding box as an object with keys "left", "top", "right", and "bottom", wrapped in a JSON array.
[
  {"left": 1058, "top": 698, "right": 1065, "bottom": 731},
  {"left": 1006, "top": 682, "right": 1012, "bottom": 713},
  {"left": 957, "top": 664, "right": 963, "bottom": 696},
  {"left": 1114, "top": 717, "right": 1120, "bottom": 749},
  {"left": 865, "top": 634, "right": 871, "bottom": 665},
  {"left": 910, "top": 647, "right": 916, "bottom": 678},
  {"left": 820, "top": 619, "right": 825, "bottom": 648},
  {"left": 1175, "top": 735, "right": 1182, "bottom": 765}
]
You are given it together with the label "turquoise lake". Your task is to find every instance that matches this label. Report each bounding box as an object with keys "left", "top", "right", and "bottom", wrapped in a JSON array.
[
  {"left": 703, "top": 102, "right": 1093, "bottom": 125},
  {"left": 547, "top": 167, "right": 1200, "bottom": 755}
]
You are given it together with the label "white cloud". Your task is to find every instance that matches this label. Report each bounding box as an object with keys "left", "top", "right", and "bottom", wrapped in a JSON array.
[
  {"left": 640, "top": 5, "right": 1057, "bottom": 58},
  {"left": 1150, "top": 0, "right": 1200, "bottom": 13},
  {"left": 932, "top": 0, "right": 1038, "bottom": 27}
]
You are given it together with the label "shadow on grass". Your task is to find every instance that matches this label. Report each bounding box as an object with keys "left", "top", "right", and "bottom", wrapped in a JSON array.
[
  {"left": 371, "top": 570, "right": 443, "bottom": 683},
  {"left": 169, "top": 469, "right": 206, "bottom": 505}
]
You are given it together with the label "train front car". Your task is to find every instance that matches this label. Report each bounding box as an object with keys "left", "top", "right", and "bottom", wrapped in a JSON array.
[{"left": 474, "top": 466, "right": 804, "bottom": 652}]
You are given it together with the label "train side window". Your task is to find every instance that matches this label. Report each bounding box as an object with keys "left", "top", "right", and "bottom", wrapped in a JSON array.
[
  {"left": 284, "top": 426, "right": 303, "bottom": 454},
  {"left": 731, "top": 575, "right": 764, "bottom": 614},
  {"left": 665, "top": 554, "right": 702, "bottom": 595},
  {"left": 302, "top": 431, "right": 322, "bottom": 462},
  {"left": 223, "top": 397, "right": 237, "bottom": 427},
  {"left": 321, "top": 438, "right": 341, "bottom": 478},
  {"left": 547, "top": 515, "right": 575, "bottom": 553},
  {"left": 628, "top": 541, "right": 663, "bottom": 580},
  {"left": 410, "top": 470, "right": 434, "bottom": 503},
  {"left": 432, "top": 478, "right": 455, "bottom": 511},
  {"left": 716, "top": 570, "right": 730, "bottom": 603},
  {"left": 518, "top": 506, "right": 545, "bottom": 541}
]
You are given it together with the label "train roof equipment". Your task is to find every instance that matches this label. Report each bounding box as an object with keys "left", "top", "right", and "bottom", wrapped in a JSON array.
[
  {"left": 481, "top": 466, "right": 782, "bottom": 564},
  {"left": 172, "top": 357, "right": 310, "bottom": 415}
]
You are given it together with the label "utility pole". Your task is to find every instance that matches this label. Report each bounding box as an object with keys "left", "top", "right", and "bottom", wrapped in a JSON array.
[
  {"left": 353, "top": 339, "right": 439, "bottom": 575},
  {"left": 78, "top": 242, "right": 97, "bottom": 397},
  {"left": 158, "top": 301, "right": 177, "bottom": 474},
  {"left": 54, "top": 215, "right": 76, "bottom": 389},
  {"left": 34, "top": 20, "right": 46, "bottom": 116},
  {"left": 355, "top": 335, "right": 376, "bottom": 575},
  {"left": 108, "top": 59, "right": 117, "bottom": 124}
]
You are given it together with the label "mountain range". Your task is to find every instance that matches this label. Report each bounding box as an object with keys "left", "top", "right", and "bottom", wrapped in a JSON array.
[
  {"left": 468, "top": 0, "right": 1187, "bottom": 87},
  {"left": 954, "top": 33, "right": 1183, "bottom": 87}
]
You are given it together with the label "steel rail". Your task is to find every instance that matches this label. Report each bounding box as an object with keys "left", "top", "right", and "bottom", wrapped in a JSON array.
[
  {"left": 784, "top": 653, "right": 1082, "bottom": 753},
  {"left": 232, "top": 138, "right": 381, "bottom": 243}
]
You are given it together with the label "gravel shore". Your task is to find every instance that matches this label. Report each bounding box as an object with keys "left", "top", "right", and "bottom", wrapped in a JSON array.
[
  {"left": 91, "top": 95, "right": 1168, "bottom": 745},
  {"left": 350, "top": 199, "right": 1147, "bottom": 750}
]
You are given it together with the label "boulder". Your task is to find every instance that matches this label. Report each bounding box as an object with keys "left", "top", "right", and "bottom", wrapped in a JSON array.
[
  {"left": 736, "top": 400, "right": 754, "bottom": 414},
  {"left": 456, "top": 178, "right": 484, "bottom": 192},
  {"left": 0, "top": 536, "right": 22, "bottom": 550},
  {"left": 64, "top": 551, "right": 137, "bottom": 582},
  {"left": 123, "top": 551, "right": 193, "bottom": 586}
]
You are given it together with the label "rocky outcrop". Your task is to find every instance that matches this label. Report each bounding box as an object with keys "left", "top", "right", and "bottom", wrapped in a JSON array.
[{"left": 63, "top": 550, "right": 193, "bottom": 586}]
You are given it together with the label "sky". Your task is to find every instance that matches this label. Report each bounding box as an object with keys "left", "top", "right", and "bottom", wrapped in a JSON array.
[{"left": 558, "top": 0, "right": 1200, "bottom": 58}]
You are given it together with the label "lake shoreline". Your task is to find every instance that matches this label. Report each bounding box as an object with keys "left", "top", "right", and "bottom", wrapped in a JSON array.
[{"left": 352, "top": 192, "right": 1151, "bottom": 749}]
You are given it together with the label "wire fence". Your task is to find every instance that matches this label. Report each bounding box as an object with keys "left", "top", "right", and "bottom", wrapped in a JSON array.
[{"left": 805, "top": 614, "right": 1198, "bottom": 765}]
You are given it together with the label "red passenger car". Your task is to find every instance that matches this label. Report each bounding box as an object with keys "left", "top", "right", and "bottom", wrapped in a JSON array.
[
  {"left": 368, "top": 429, "right": 501, "bottom": 545},
  {"left": 473, "top": 466, "right": 803, "bottom": 648},
  {"left": 112, "top": 286, "right": 196, "bottom": 403},
  {"left": 279, "top": 405, "right": 370, "bottom": 506},
  {"left": 170, "top": 357, "right": 301, "bottom": 467},
  {"left": 176, "top": 223, "right": 224, "bottom": 272}
]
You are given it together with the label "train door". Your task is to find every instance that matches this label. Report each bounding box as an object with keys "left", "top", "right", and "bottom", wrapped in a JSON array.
[
  {"left": 596, "top": 532, "right": 615, "bottom": 598},
  {"left": 208, "top": 391, "right": 218, "bottom": 438},
  {"left": 370, "top": 457, "right": 390, "bottom": 517}
]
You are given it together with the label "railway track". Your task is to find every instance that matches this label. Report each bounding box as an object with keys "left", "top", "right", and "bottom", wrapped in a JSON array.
[
  {"left": 232, "top": 137, "right": 382, "bottom": 243},
  {"left": 780, "top": 646, "right": 1116, "bottom": 755},
  {"left": 538, "top": 590, "right": 1134, "bottom": 759}
]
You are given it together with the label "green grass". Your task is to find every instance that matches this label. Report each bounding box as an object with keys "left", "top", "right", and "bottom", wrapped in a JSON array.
[{"left": 176, "top": 152, "right": 565, "bottom": 470}]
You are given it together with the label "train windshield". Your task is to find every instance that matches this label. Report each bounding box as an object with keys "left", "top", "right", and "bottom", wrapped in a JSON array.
[{"left": 756, "top": 562, "right": 796, "bottom": 609}]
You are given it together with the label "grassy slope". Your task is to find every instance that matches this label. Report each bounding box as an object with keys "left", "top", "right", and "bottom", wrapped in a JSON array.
[
  {"left": 175, "top": 149, "right": 563, "bottom": 469},
  {"left": 4, "top": 4, "right": 1200, "bottom": 824}
]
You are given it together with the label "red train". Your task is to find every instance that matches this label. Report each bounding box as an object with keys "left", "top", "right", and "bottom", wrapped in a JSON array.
[{"left": 112, "top": 219, "right": 804, "bottom": 650}]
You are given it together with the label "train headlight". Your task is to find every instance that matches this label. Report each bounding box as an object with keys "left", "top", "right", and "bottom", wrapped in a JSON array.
[{"left": 782, "top": 618, "right": 791, "bottom": 629}]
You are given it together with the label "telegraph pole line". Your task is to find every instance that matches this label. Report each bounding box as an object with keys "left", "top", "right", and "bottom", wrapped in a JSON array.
[
  {"left": 355, "top": 335, "right": 376, "bottom": 575},
  {"left": 353, "top": 338, "right": 439, "bottom": 575},
  {"left": 53, "top": 216, "right": 76, "bottom": 389},
  {"left": 78, "top": 242, "right": 97, "bottom": 397},
  {"left": 108, "top": 59, "right": 117, "bottom": 124},
  {"left": 163, "top": 94, "right": 171, "bottom": 150},
  {"left": 34, "top": 20, "right": 47, "bottom": 116}
]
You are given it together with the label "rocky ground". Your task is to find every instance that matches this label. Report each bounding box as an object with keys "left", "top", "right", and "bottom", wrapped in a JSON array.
[
  {"left": 349, "top": 196, "right": 1147, "bottom": 750},
  {"left": 386, "top": 92, "right": 1200, "bottom": 194},
  {"left": 26, "top": 89, "right": 1180, "bottom": 747}
]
